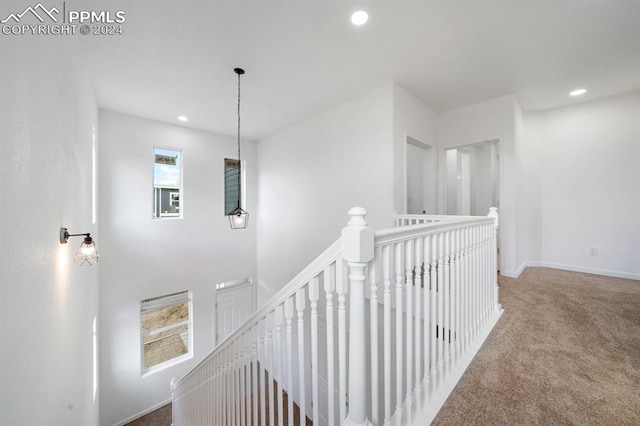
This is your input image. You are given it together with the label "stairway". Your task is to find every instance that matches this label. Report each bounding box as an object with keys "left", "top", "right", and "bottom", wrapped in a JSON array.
[{"left": 172, "top": 207, "right": 503, "bottom": 425}]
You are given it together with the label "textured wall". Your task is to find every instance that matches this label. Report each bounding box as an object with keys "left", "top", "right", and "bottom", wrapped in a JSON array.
[{"left": 0, "top": 37, "right": 99, "bottom": 424}]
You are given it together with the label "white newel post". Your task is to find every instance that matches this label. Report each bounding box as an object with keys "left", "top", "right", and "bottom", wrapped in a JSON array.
[
  {"left": 487, "top": 207, "right": 502, "bottom": 313},
  {"left": 342, "top": 207, "right": 374, "bottom": 426}
]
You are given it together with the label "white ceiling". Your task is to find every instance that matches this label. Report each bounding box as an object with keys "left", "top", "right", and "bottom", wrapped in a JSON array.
[{"left": 80, "top": 0, "right": 640, "bottom": 140}]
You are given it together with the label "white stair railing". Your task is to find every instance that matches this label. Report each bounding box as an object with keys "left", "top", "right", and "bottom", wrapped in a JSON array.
[
  {"left": 172, "top": 207, "right": 502, "bottom": 426},
  {"left": 372, "top": 207, "right": 503, "bottom": 425}
]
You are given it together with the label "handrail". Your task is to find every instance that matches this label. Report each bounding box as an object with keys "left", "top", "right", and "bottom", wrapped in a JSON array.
[
  {"left": 172, "top": 237, "right": 343, "bottom": 389},
  {"left": 393, "top": 213, "right": 478, "bottom": 221},
  {"left": 378, "top": 216, "right": 494, "bottom": 245}
]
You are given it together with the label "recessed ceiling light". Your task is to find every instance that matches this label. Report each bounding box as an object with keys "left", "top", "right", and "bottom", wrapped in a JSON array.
[
  {"left": 178, "top": 115, "right": 188, "bottom": 122},
  {"left": 569, "top": 89, "right": 587, "bottom": 97},
  {"left": 351, "top": 10, "right": 368, "bottom": 26}
]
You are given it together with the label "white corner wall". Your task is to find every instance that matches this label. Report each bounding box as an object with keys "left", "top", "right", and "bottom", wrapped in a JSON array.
[
  {"left": 392, "top": 84, "right": 439, "bottom": 214},
  {"left": 518, "top": 111, "right": 543, "bottom": 268},
  {"left": 525, "top": 91, "right": 640, "bottom": 279},
  {"left": 437, "top": 95, "right": 520, "bottom": 276},
  {"left": 98, "top": 111, "right": 257, "bottom": 425},
  {"left": 0, "top": 38, "right": 99, "bottom": 424},
  {"left": 256, "top": 85, "right": 395, "bottom": 304}
]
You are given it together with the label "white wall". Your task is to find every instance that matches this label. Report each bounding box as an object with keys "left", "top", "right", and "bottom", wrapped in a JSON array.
[
  {"left": 406, "top": 142, "right": 425, "bottom": 213},
  {"left": 518, "top": 111, "right": 543, "bottom": 268},
  {"left": 523, "top": 91, "right": 640, "bottom": 279},
  {"left": 98, "top": 111, "right": 257, "bottom": 425},
  {"left": 257, "top": 85, "right": 394, "bottom": 304},
  {"left": 0, "top": 37, "right": 99, "bottom": 424},
  {"left": 393, "top": 85, "right": 439, "bottom": 214},
  {"left": 470, "top": 142, "right": 497, "bottom": 216},
  {"left": 437, "top": 95, "right": 520, "bottom": 275}
]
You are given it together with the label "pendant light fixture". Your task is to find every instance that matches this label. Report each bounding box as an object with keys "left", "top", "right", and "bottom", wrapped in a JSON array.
[{"left": 227, "top": 67, "right": 249, "bottom": 229}]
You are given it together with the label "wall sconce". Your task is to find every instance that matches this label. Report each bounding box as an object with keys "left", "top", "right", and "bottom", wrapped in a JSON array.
[{"left": 60, "top": 228, "right": 99, "bottom": 266}]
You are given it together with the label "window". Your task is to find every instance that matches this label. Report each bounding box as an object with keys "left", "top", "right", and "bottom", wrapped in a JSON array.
[
  {"left": 154, "top": 147, "right": 182, "bottom": 218},
  {"left": 224, "top": 158, "right": 244, "bottom": 215},
  {"left": 141, "top": 290, "right": 192, "bottom": 373}
]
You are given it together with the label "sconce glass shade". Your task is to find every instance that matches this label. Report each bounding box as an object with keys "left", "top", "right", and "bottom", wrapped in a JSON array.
[
  {"left": 228, "top": 205, "right": 249, "bottom": 229},
  {"left": 60, "top": 228, "right": 99, "bottom": 266},
  {"left": 74, "top": 236, "right": 99, "bottom": 266}
]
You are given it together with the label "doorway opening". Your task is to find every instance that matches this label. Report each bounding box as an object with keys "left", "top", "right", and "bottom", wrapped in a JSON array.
[
  {"left": 405, "top": 136, "right": 436, "bottom": 214},
  {"left": 444, "top": 139, "right": 499, "bottom": 216}
]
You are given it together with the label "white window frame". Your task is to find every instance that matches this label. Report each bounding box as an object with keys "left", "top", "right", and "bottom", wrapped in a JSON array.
[
  {"left": 140, "top": 290, "right": 193, "bottom": 377},
  {"left": 153, "top": 146, "right": 183, "bottom": 219}
]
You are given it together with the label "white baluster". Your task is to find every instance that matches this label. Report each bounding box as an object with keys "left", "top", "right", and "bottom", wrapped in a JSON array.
[
  {"left": 252, "top": 334, "right": 258, "bottom": 426},
  {"left": 437, "top": 232, "right": 445, "bottom": 386},
  {"left": 208, "top": 361, "right": 211, "bottom": 424},
  {"left": 274, "top": 305, "right": 284, "bottom": 426},
  {"left": 444, "top": 230, "right": 451, "bottom": 376},
  {"left": 240, "top": 341, "right": 246, "bottom": 426},
  {"left": 382, "top": 244, "right": 392, "bottom": 426},
  {"left": 232, "top": 343, "right": 237, "bottom": 426},
  {"left": 284, "top": 297, "right": 295, "bottom": 426},
  {"left": 414, "top": 237, "right": 423, "bottom": 410},
  {"left": 404, "top": 238, "right": 414, "bottom": 420},
  {"left": 223, "top": 354, "right": 227, "bottom": 426},
  {"left": 472, "top": 225, "right": 479, "bottom": 339},
  {"left": 222, "top": 349, "right": 227, "bottom": 426},
  {"left": 394, "top": 241, "right": 405, "bottom": 423},
  {"left": 229, "top": 348, "right": 234, "bottom": 426},
  {"left": 482, "top": 225, "right": 491, "bottom": 324},
  {"left": 480, "top": 224, "right": 486, "bottom": 327},
  {"left": 259, "top": 320, "right": 266, "bottom": 426},
  {"left": 337, "top": 258, "right": 348, "bottom": 423},
  {"left": 309, "top": 277, "right": 320, "bottom": 426},
  {"left": 369, "top": 248, "right": 380, "bottom": 426},
  {"left": 266, "top": 312, "right": 275, "bottom": 426},
  {"left": 429, "top": 234, "right": 437, "bottom": 396},
  {"left": 195, "top": 362, "right": 200, "bottom": 425},
  {"left": 422, "top": 235, "right": 431, "bottom": 398},
  {"left": 464, "top": 226, "right": 471, "bottom": 351},
  {"left": 324, "top": 263, "right": 336, "bottom": 426},
  {"left": 213, "top": 358, "right": 217, "bottom": 426},
  {"left": 341, "top": 207, "right": 374, "bottom": 426},
  {"left": 469, "top": 226, "right": 475, "bottom": 343},
  {"left": 296, "top": 287, "right": 307, "bottom": 426},
  {"left": 453, "top": 228, "right": 461, "bottom": 364},
  {"left": 476, "top": 225, "right": 481, "bottom": 333},
  {"left": 237, "top": 342, "right": 242, "bottom": 426},
  {"left": 483, "top": 224, "right": 489, "bottom": 325}
]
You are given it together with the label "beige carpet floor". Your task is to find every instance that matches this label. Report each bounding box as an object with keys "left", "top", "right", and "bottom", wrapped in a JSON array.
[{"left": 433, "top": 267, "right": 640, "bottom": 425}]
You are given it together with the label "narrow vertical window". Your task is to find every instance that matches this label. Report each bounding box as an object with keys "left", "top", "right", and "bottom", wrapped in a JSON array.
[
  {"left": 154, "top": 147, "right": 182, "bottom": 218},
  {"left": 92, "top": 126, "right": 97, "bottom": 224},
  {"left": 224, "top": 158, "right": 244, "bottom": 215}
]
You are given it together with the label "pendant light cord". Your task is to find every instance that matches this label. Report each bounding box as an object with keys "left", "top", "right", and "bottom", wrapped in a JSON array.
[{"left": 236, "top": 70, "right": 241, "bottom": 208}]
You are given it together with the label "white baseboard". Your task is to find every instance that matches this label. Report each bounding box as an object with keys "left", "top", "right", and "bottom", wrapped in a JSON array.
[
  {"left": 501, "top": 261, "right": 543, "bottom": 278},
  {"left": 112, "top": 397, "right": 172, "bottom": 426},
  {"left": 503, "top": 261, "right": 639, "bottom": 281}
]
